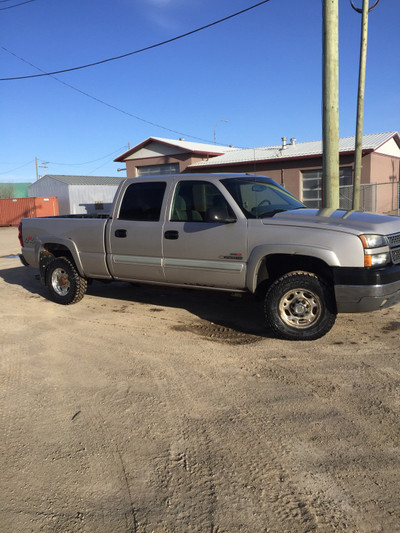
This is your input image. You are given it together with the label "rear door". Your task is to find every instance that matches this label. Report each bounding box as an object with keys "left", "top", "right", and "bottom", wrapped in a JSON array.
[
  {"left": 107, "top": 180, "right": 167, "bottom": 282},
  {"left": 163, "top": 179, "right": 248, "bottom": 289}
]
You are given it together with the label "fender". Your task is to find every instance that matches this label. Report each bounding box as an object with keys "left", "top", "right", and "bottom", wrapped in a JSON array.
[
  {"left": 246, "top": 243, "right": 341, "bottom": 293},
  {"left": 35, "top": 236, "right": 85, "bottom": 278}
]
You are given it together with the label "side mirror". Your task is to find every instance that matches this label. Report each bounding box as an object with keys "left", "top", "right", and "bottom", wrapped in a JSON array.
[{"left": 205, "top": 206, "right": 236, "bottom": 224}]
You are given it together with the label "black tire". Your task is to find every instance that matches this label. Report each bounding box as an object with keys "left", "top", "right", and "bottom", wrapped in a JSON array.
[
  {"left": 45, "top": 257, "right": 87, "bottom": 305},
  {"left": 264, "top": 271, "right": 336, "bottom": 341}
]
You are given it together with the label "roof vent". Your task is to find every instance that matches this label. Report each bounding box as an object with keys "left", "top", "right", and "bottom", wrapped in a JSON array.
[
  {"left": 290, "top": 137, "right": 296, "bottom": 146},
  {"left": 281, "top": 137, "right": 287, "bottom": 150}
]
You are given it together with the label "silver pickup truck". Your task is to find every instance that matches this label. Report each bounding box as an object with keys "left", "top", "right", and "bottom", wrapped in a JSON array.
[{"left": 19, "top": 173, "right": 400, "bottom": 340}]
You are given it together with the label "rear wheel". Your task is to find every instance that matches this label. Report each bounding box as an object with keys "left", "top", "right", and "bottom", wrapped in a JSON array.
[
  {"left": 264, "top": 271, "right": 336, "bottom": 340},
  {"left": 45, "top": 257, "right": 87, "bottom": 304}
]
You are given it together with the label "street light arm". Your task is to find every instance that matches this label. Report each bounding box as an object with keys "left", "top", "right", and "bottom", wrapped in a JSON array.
[
  {"left": 214, "top": 120, "right": 229, "bottom": 144},
  {"left": 350, "top": 0, "right": 380, "bottom": 14}
]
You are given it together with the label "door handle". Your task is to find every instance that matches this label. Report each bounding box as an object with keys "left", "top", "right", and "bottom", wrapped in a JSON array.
[
  {"left": 164, "top": 230, "right": 179, "bottom": 240},
  {"left": 115, "top": 229, "right": 127, "bottom": 238}
]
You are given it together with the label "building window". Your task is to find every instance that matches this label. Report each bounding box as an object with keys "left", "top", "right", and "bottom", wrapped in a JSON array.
[
  {"left": 137, "top": 163, "right": 180, "bottom": 176},
  {"left": 302, "top": 167, "right": 353, "bottom": 208}
]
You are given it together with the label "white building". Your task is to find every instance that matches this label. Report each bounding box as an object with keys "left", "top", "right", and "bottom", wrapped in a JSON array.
[{"left": 29, "top": 175, "right": 124, "bottom": 215}]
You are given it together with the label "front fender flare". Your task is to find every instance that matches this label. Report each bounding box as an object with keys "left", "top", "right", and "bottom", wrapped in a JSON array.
[{"left": 246, "top": 244, "right": 340, "bottom": 293}]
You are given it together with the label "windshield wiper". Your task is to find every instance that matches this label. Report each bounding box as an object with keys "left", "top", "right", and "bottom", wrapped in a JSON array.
[{"left": 258, "top": 208, "right": 287, "bottom": 218}]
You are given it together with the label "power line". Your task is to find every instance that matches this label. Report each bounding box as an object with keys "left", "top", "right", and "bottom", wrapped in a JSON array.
[
  {"left": 1, "top": 46, "right": 220, "bottom": 144},
  {"left": 0, "top": 159, "right": 35, "bottom": 175},
  {"left": 0, "top": 0, "right": 38, "bottom": 11},
  {"left": 45, "top": 146, "right": 129, "bottom": 167},
  {"left": 0, "top": 0, "right": 271, "bottom": 81}
]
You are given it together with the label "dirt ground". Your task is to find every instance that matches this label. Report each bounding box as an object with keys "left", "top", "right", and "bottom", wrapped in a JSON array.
[{"left": 1, "top": 226, "right": 400, "bottom": 533}]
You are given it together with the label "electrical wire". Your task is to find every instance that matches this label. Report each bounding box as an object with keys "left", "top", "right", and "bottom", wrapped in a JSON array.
[
  {"left": 0, "top": 0, "right": 271, "bottom": 80},
  {"left": 45, "top": 146, "right": 129, "bottom": 167},
  {"left": 1, "top": 46, "right": 219, "bottom": 144},
  {"left": 0, "top": 159, "right": 35, "bottom": 175},
  {"left": 0, "top": 0, "right": 37, "bottom": 11}
]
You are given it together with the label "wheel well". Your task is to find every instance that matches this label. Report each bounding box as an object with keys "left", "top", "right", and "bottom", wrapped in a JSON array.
[
  {"left": 255, "top": 254, "right": 333, "bottom": 297},
  {"left": 42, "top": 243, "right": 73, "bottom": 260},
  {"left": 39, "top": 244, "right": 76, "bottom": 283}
]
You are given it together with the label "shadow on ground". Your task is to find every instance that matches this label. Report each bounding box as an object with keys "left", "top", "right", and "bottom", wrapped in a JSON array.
[{"left": 1, "top": 263, "right": 270, "bottom": 341}]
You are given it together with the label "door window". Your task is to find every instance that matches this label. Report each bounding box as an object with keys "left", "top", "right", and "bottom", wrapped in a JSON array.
[
  {"left": 118, "top": 182, "right": 166, "bottom": 221},
  {"left": 171, "top": 181, "right": 234, "bottom": 222}
]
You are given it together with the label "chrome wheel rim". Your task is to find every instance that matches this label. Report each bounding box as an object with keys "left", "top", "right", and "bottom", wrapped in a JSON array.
[
  {"left": 279, "top": 288, "right": 321, "bottom": 329},
  {"left": 51, "top": 267, "right": 70, "bottom": 296}
]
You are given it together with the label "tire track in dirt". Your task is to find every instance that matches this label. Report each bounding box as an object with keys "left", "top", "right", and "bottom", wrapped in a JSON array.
[
  {"left": 0, "top": 344, "right": 25, "bottom": 447},
  {"left": 237, "top": 351, "right": 400, "bottom": 531},
  {"left": 70, "top": 404, "right": 139, "bottom": 532},
  {"left": 38, "top": 321, "right": 141, "bottom": 533},
  {"left": 142, "top": 348, "right": 321, "bottom": 532}
]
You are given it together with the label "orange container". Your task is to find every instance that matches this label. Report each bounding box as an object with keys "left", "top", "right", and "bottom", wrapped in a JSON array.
[{"left": 0, "top": 197, "right": 59, "bottom": 226}]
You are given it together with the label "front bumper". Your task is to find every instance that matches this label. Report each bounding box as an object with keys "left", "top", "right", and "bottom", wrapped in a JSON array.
[{"left": 333, "top": 265, "right": 400, "bottom": 313}]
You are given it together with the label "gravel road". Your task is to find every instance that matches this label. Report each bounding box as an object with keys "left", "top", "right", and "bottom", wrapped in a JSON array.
[{"left": 1, "top": 226, "right": 399, "bottom": 532}]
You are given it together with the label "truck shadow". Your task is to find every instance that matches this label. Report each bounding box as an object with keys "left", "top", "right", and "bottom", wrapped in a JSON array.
[
  {"left": 0, "top": 264, "right": 48, "bottom": 297},
  {"left": 89, "top": 280, "right": 270, "bottom": 340},
  {"left": 1, "top": 265, "right": 271, "bottom": 340}
]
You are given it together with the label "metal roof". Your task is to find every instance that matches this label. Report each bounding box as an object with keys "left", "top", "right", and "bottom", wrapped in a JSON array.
[
  {"left": 114, "top": 136, "right": 236, "bottom": 162},
  {"left": 40, "top": 175, "right": 124, "bottom": 186},
  {"left": 149, "top": 137, "right": 237, "bottom": 154},
  {"left": 189, "top": 132, "right": 399, "bottom": 168}
]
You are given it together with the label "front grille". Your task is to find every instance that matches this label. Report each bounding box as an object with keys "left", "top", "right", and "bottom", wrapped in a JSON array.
[
  {"left": 388, "top": 233, "right": 400, "bottom": 246},
  {"left": 392, "top": 248, "right": 400, "bottom": 264},
  {"left": 388, "top": 232, "right": 400, "bottom": 264}
]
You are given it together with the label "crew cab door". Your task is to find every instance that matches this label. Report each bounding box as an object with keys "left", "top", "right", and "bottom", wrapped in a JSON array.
[
  {"left": 107, "top": 180, "right": 167, "bottom": 282},
  {"left": 163, "top": 179, "right": 248, "bottom": 289}
]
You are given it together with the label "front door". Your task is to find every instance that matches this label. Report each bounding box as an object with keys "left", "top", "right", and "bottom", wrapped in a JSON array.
[{"left": 163, "top": 179, "right": 248, "bottom": 289}]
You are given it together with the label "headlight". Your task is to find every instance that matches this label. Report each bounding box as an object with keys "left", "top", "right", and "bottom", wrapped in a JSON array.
[
  {"left": 359, "top": 234, "right": 388, "bottom": 249},
  {"left": 359, "top": 234, "right": 390, "bottom": 267},
  {"left": 367, "top": 252, "right": 390, "bottom": 266}
]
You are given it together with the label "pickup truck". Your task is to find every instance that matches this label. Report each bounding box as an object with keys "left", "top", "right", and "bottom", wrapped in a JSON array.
[{"left": 18, "top": 173, "right": 400, "bottom": 340}]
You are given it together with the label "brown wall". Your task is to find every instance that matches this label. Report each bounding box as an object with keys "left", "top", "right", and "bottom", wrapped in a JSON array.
[
  {"left": 126, "top": 153, "right": 214, "bottom": 177},
  {"left": 186, "top": 152, "right": 400, "bottom": 201},
  {"left": 370, "top": 152, "right": 400, "bottom": 183},
  {"left": 122, "top": 147, "right": 399, "bottom": 212}
]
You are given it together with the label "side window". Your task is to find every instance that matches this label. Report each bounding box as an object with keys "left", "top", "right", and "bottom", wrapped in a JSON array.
[
  {"left": 118, "top": 182, "right": 166, "bottom": 221},
  {"left": 171, "top": 181, "right": 234, "bottom": 222}
]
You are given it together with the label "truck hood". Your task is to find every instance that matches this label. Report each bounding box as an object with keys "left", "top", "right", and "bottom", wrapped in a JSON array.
[{"left": 266, "top": 208, "right": 400, "bottom": 236}]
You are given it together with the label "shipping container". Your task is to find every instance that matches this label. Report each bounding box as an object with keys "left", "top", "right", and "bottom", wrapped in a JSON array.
[{"left": 0, "top": 197, "right": 59, "bottom": 226}]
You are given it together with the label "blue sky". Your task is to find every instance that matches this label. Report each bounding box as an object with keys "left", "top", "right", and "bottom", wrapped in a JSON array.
[{"left": 1, "top": 0, "right": 399, "bottom": 182}]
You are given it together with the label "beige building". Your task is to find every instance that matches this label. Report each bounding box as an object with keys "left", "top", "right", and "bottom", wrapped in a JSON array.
[
  {"left": 115, "top": 137, "right": 236, "bottom": 178},
  {"left": 115, "top": 132, "right": 400, "bottom": 214}
]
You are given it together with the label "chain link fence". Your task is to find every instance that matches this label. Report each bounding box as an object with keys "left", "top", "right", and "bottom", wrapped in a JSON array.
[{"left": 339, "top": 181, "right": 400, "bottom": 216}]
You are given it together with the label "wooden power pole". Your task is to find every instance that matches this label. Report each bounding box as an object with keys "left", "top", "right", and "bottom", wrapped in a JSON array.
[
  {"left": 351, "top": 0, "right": 380, "bottom": 210},
  {"left": 322, "top": 0, "right": 340, "bottom": 209}
]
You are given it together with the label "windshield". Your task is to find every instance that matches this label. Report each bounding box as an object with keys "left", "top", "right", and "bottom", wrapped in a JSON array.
[{"left": 221, "top": 177, "right": 305, "bottom": 219}]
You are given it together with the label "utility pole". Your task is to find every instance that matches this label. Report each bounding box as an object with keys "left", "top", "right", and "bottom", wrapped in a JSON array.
[
  {"left": 35, "top": 157, "right": 39, "bottom": 181},
  {"left": 39, "top": 161, "right": 49, "bottom": 176},
  {"left": 351, "top": 0, "right": 380, "bottom": 210},
  {"left": 322, "top": 0, "right": 340, "bottom": 209}
]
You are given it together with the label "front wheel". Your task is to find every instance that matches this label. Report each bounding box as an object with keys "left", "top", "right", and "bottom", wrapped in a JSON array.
[
  {"left": 264, "top": 271, "right": 336, "bottom": 341},
  {"left": 45, "top": 257, "right": 87, "bottom": 304}
]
